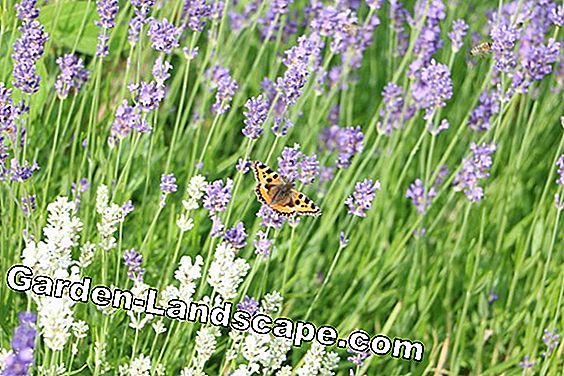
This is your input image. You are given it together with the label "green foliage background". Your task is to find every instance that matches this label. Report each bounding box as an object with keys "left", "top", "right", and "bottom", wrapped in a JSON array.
[{"left": 0, "top": 0, "right": 563, "bottom": 374}]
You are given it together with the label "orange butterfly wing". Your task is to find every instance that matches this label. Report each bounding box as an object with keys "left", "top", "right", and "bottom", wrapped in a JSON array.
[
  {"left": 252, "top": 160, "right": 321, "bottom": 217},
  {"left": 269, "top": 202, "right": 298, "bottom": 216},
  {"left": 253, "top": 161, "right": 281, "bottom": 207},
  {"left": 252, "top": 161, "right": 283, "bottom": 185},
  {"left": 290, "top": 189, "right": 321, "bottom": 216},
  {"left": 255, "top": 183, "right": 274, "bottom": 206}
]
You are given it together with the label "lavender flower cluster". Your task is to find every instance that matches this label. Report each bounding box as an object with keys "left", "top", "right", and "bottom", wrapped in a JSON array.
[
  {"left": 95, "top": 0, "right": 119, "bottom": 57},
  {"left": 148, "top": 18, "right": 183, "bottom": 54},
  {"left": 128, "top": 0, "right": 156, "bottom": 45},
  {"left": 55, "top": 54, "right": 89, "bottom": 99},
  {"left": 345, "top": 179, "right": 381, "bottom": 217},
  {"left": 377, "top": 82, "right": 415, "bottom": 135},
  {"left": 408, "top": 0, "right": 446, "bottom": 76},
  {"left": 208, "top": 65, "right": 239, "bottom": 115},
  {"left": 0, "top": 86, "right": 39, "bottom": 182},
  {"left": 489, "top": 2, "right": 561, "bottom": 98},
  {"left": 2, "top": 312, "right": 37, "bottom": 376},
  {"left": 318, "top": 125, "right": 364, "bottom": 169},
  {"left": 183, "top": 0, "right": 212, "bottom": 32},
  {"left": 453, "top": 143, "right": 497, "bottom": 203},
  {"left": 12, "top": 0, "right": 48, "bottom": 94},
  {"left": 124, "top": 248, "right": 145, "bottom": 282},
  {"left": 411, "top": 59, "right": 453, "bottom": 122},
  {"left": 277, "top": 144, "right": 320, "bottom": 185},
  {"left": 110, "top": 56, "right": 173, "bottom": 145}
]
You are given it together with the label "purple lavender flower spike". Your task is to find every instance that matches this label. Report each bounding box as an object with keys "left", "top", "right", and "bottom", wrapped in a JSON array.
[
  {"left": 276, "top": 34, "right": 323, "bottom": 106},
  {"left": 203, "top": 178, "right": 232, "bottom": 214},
  {"left": 160, "top": 173, "right": 178, "bottom": 207},
  {"left": 318, "top": 125, "right": 364, "bottom": 168},
  {"left": 254, "top": 230, "right": 273, "bottom": 256},
  {"left": 9, "top": 158, "right": 40, "bottom": 182},
  {"left": 12, "top": 61, "right": 40, "bottom": 94},
  {"left": 550, "top": 5, "right": 563, "bottom": 27},
  {"left": 411, "top": 59, "right": 453, "bottom": 122},
  {"left": 452, "top": 143, "right": 496, "bottom": 203},
  {"left": 276, "top": 63, "right": 309, "bottom": 107},
  {"left": 298, "top": 153, "right": 320, "bottom": 185},
  {"left": 128, "top": 14, "right": 145, "bottom": 45},
  {"left": 122, "top": 200, "right": 134, "bottom": 216},
  {"left": 3, "top": 311, "right": 37, "bottom": 376},
  {"left": 277, "top": 144, "right": 303, "bottom": 182},
  {"left": 448, "top": 19, "right": 468, "bottom": 52},
  {"left": 339, "top": 231, "right": 349, "bottom": 248},
  {"left": 224, "top": 222, "right": 248, "bottom": 249},
  {"left": 378, "top": 82, "right": 414, "bottom": 135},
  {"left": 148, "top": 18, "right": 183, "bottom": 54},
  {"left": 12, "top": 20, "right": 48, "bottom": 63},
  {"left": 257, "top": 205, "right": 285, "bottom": 229},
  {"left": 95, "top": 0, "right": 119, "bottom": 57},
  {"left": 21, "top": 195, "right": 37, "bottom": 216},
  {"left": 55, "top": 54, "right": 89, "bottom": 99},
  {"left": 237, "top": 296, "right": 259, "bottom": 316},
  {"left": 15, "top": 0, "right": 39, "bottom": 21},
  {"left": 209, "top": 215, "right": 223, "bottom": 237},
  {"left": 328, "top": 105, "right": 339, "bottom": 124},
  {"left": 0, "top": 137, "right": 9, "bottom": 167},
  {"left": 71, "top": 178, "right": 89, "bottom": 211},
  {"left": 336, "top": 126, "right": 364, "bottom": 169},
  {"left": 427, "top": 118, "right": 449, "bottom": 136},
  {"left": 519, "top": 38, "right": 561, "bottom": 89},
  {"left": 318, "top": 125, "right": 342, "bottom": 152},
  {"left": 182, "top": 46, "right": 200, "bottom": 60},
  {"left": 183, "top": 0, "right": 212, "bottom": 32},
  {"left": 135, "top": 81, "right": 166, "bottom": 112},
  {"left": 271, "top": 0, "right": 292, "bottom": 15},
  {"left": 152, "top": 56, "right": 173, "bottom": 87},
  {"left": 110, "top": 100, "right": 150, "bottom": 144},
  {"left": 11, "top": 19, "right": 48, "bottom": 94},
  {"left": 242, "top": 95, "right": 269, "bottom": 140},
  {"left": 347, "top": 347, "right": 370, "bottom": 367},
  {"left": 320, "top": 166, "right": 335, "bottom": 183},
  {"left": 542, "top": 329, "right": 560, "bottom": 357},
  {"left": 236, "top": 158, "right": 252, "bottom": 174},
  {"left": 366, "top": 0, "right": 383, "bottom": 10},
  {"left": 407, "top": 0, "right": 445, "bottom": 75},
  {"left": 271, "top": 117, "right": 294, "bottom": 137},
  {"left": 208, "top": 65, "right": 238, "bottom": 115},
  {"left": 556, "top": 155, "right": 564, "bottom": 186},
  {"left": 262, "top": 78, "right": 285, "bottom": 118},
  {"left": 487, "top": 292, "right": 498, "bottom": 304},
  {"left": 345, "top": 179, "right": 381, "bottom": 217},
  {"left": 123, "top": 248, "right": 145, "bottom": 282},
  {"left": 468, "top": 90, "right": 500, "bottom": 132},
  {"left": 406, "top": 179, "right": 437, "bottom": 214},
  {"left": 95, "top": 0, "right": 119, "bottom": 29},
  {"left": 1, "top": 83, "right": 18, "bottom": 134},
  {"left": 490, "top": 18, "right": 519, "bottom": 74},
  {"left": 519, "top": 355, "right": 534, "bottom": 369}
]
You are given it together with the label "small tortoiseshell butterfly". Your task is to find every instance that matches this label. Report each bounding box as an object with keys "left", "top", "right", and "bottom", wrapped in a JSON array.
[{"left": 252, "top": 161, "right": 321, "bottom": 217}]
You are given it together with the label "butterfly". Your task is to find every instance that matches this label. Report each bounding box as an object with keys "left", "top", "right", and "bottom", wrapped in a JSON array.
[{"left": 252, "top": 161, "right": 321, "bottom": 217}]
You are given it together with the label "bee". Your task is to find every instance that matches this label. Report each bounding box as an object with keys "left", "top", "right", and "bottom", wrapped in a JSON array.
[
  {"left": 343, "top": 23, "right": 358, "bottom": 37},
  {"left": 470, "top": 42, "right": 493, "bottom": 57}
]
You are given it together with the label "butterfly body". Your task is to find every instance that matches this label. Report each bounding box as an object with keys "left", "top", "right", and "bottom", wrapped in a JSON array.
[
  {"left": 252, "top": 161, "right": 321, "bottom": 217},
  {"left": 268, "top": 182, "right": 294, "bottom": 205}
]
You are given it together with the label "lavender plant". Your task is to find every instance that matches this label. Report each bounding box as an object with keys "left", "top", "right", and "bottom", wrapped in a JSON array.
[{"left": 0, "top": 0, "right": 563, "bottom": 374}]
